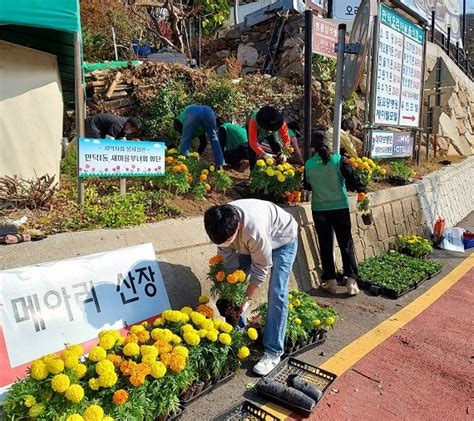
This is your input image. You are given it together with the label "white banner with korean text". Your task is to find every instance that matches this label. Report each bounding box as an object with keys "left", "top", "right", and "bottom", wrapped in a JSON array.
[{"left": 0, "top": 244, "right": 170, "bottom": 390}]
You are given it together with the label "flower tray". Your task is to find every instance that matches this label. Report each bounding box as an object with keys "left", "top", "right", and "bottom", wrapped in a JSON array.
[
  {"left": 359, "top": 268, "right": 443, "bottom": 299},
  {"left": 213, "top": 400, "right": 281, "bottom": 421},
  {"left": 156, "top": 405, "right": 185, "bottom": 421},
  {"left": 255, "top": 357, "right": 337, "bottom": 418},
  {"left": 284, "top": 329, "right": 327, "bottom": 357},
  {"left": 180, "top": 371, "right": 235, "bottom": 406}
]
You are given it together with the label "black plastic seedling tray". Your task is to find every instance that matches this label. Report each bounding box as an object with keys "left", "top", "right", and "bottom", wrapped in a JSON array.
[
  {"left": 156, "top": 404, "right": 185, "bottom": 421},
  {"left": 213, "top": 400, "right": 282, "bottom": 421},
  {"left": 255, "top": 357, "right": 337, "bottom": 418},
  {"left": 181, "top": 371, "right": 235, "bottom": 406},
  {"left": 360, "top": 268, "right": 443, "bottom": 299},
  {"left": 284, "top": 330, "right": 327, "bottom": 357}
]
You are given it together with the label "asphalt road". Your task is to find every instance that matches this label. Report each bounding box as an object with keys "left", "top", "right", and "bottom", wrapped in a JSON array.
[{"left": 183, "top": 212, "right": 474, "bottom": 420}]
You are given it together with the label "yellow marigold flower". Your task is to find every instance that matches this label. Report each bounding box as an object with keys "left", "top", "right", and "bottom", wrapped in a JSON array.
[
  {"left": 123, "top": 343, "right": 140, "bottom": 357},
  {"left": 95, "top": 360, "right": 115, "bottom": 376},
  {"left": 247, "top": 328, "right": 258, "bottom": 341},
  {"left": 65, "top": 384, "right": 85, "bottom": 403},
  {"left": 292, "top": 298, "right": 301, "bottom": 307},
  {"left": 256, "top": 159, "right": 266, "bottom": 167},
  {"left": 266, "top": 158, "right": 274, "bottom": 166},
  {"left": 171, "top": 334, "right": 182, "bottom": 345},
  {"left": 51, "top": 373, "right": 70, "bottom": 393},
  {"left": 73, "top": 363, "right": 87, "bottom": 379},
  {"left": 103, "top": 417, "right": 114, "bottom": 421},
  {"left": 168, "top": 148, "right": 177, "bottom": 154},
  {"left": 206, "top": 329, "right": 219, "bottom": 342},
  {"left": 83, "top": 404, "right": 104, "bottom": 421},
  {"left": 191, "top": 311, "right": 206, "bottom": 325},
  {"left": 288, "top": 303, "right": 294, "bottom": 311},
  {"left": 294, "top": 318, "right": 302, "bottom": 325},
  {"left": 277, "top": 164, "right": 284, "bottom": 171},
  {"left": 277, "top": 174, "right": 286, "bottom": 183},
  {"left": 153, "top": 317, "right": 165, "bottom": 326},
  {"left": 150, "top": 361, "right": 167, "bottom": 379},
  {"left": 181, "top": 324, "right": 194, "bottom": 334},
  {"left": 172, "top": 345, "right": 189, "bottom": 358},
  {"left": 325, "top": 316, "right": 336, "bottom": 326},
  {"left": 46, "top": 358, "right": 64, "bottom": 375},
  {"left": 63, "top": 354, "right": 79, "bottom": 369},
  {"left": 28, "top": 403, "right": 45, "bottom": 418},
  {"left": 99, "top": 371, "right": 118, "bottom": 388},
  {"left": 213, "top": 319, "right": 222, "bottom": 329},
  {"left": 209, "top": 165, "right": 215, "bottom": 172},
  {"left": 116, "top": 336, "right": 125, "bottom": 346},
  {"left": 42, "top": 354, "right": 56, "bottom": 363},
  {"left": 99, "top": 333, "right": 116, "bottom": 350},
  {"left": 88, "top": 378, "right": 100, "bottom": 391},
  {"left": 313, "top": 319, "right": 321, "bottom": 327},
  {"left": 140, "top": 345, "right": 158, "bottom": 358},
  {"left": 180, "top": 306, "right": 193, "bottom": 315},
  {"left": 183, "top": 332, "right": 201, "bottom": 346},
  {"left": 113, "top": 389, "right": 129, "bottom": 405},
  {"left": 200, "top": 318, "right": 215, "bottom": 331},
  {"left": 197, "top": 328, "right": 208, "bottom": 338},
  {"left": 130, "top": 325, "right": 145, "bottom": 335},
  {"left": 24, "top": 395, "right": 36, "bottom": 407},
  {"left": 161, "top": 329, "right": 174, "bottom": 342},
  {"left": 198, "top": 295, "right": 209, "bottom": 304},
  {"left": 237, "top": 346, "right": 250, "bottom": 359},
  {"left": 66, "top": 415, "right": 83, "bottom": 421},
  {"left": 219, "top": 333, "right": 232, "bottom": 346},
  {"left": 155, "top": 339, "right": 173, "bottom": 355},
  {"left": 220, "top": 322, "right": 233, "bottom": 334},
  {"left": 141, "top": 354, "right": 155, "bottom": 365},
  {"left": 266, "top": 168, "right": 275, "bottom": 177},
  {"left": 89, "top": 346, "right": 107, "bottom": 362}
]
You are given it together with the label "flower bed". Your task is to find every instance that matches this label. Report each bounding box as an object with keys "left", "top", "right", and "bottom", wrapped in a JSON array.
[
  {"left": 251, "top": 291, "right": 338, "bottom": 356},
  {"left": 358, "top": 251, "right": 443, "bottom": 298},
  {"left": 395, "top": 234, "right": 433, "bottom": 258},
  {"left": 3, "top": 301, "right": 257, "bottom": 420}
]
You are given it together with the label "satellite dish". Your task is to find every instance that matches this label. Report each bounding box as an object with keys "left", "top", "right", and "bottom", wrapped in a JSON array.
[{"left": 343, "top": 0, "right": 378, "bottom": 100}]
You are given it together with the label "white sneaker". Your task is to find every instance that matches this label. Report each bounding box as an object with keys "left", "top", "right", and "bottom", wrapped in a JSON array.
[
  {"left": 253, "top": 353, "right": 281, "bottom": 376},
  {"left": 347, "top": 277, "right": 360, "bottom": 296},
  {"left": 320, "top": 279, "right": 338, "bottom": 294}
]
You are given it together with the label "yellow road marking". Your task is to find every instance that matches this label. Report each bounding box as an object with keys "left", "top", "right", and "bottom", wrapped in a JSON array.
[
  {"left": 320, "top": 253, "right": 474, "bottom": 376},
  {"left": 260, "top": 402, "right": 293, "bottom": 419}
]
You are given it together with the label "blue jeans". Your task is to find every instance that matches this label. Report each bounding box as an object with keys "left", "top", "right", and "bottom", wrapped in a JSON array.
[
  {"left": 238, "top": 238, "right": 298, "bottom": 357},
  {"left": 179, "top": 105, "right": 224, "bottom": 166}
]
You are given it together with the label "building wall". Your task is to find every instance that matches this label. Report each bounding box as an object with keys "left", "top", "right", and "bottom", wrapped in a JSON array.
[{"left": 0, "top": 41, "right": 63, "bottom": 179}]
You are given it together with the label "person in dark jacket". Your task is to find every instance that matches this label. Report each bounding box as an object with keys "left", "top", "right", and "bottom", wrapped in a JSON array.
[
  {"left": 175, "top": 105, "right": 224, "bottom": 168},
  {"left": 246, "top": 106, "right": 291, "bottom": 169},
  {"left": 218, "top": 122, "right": 249, "bottom": 171},
  {"left": 305, "top": 131, "right": 367, "bottom": 296},
  {"left": 85, "top": 113, "right": 140, "bottom": 139}
]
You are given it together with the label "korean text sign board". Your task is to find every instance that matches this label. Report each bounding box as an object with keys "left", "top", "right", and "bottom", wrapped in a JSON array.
[
  {"left": 79, "top": 138, "right": 165, "bottom": 178},
  {"left": 370, "top": 130, "right": 414, "bottom": 158},
  {"left": 332, "top": 1, "right": 360, "bottom": 21},
  {"left": 312, "top": 15, "right": 338, "bottom": 59},
  {"left": 0, "top": 244, "right": 170, "bottom": 390},
  {"left": 374, "top": 4, "right": 424, "bottom": 128}
]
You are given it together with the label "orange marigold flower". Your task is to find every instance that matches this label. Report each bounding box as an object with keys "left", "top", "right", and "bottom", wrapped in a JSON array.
[
  {"left": 136, "top": 363, "right": 151, "bottom": 377},
  {"left": 154, "top": 339, "right": 173, "bottom": 355},
  {"left": 112, "top": 389, "right": 129, "bottom": 405},
  {"left": 227, "top": 274, "right": 238, "bottom": 284},
  {"left": 137, "top": 330, "right": 150, "bottom": 344},
  {"left": 209, "top": 255, "right": 224, "bottom": 266},
  {"left": 196, "top": 304, "right": 214, "bottom": 318},
  {"left": 357, "top": 192, "right": 367, "bottom": 202},
  {"left": 172, "top": 165, "right": 182, "bottom": 173},
  {"left": 216, "top": 271, "right": 226, "bottom": 282},
  {"left": 188, "top": 176, "right": 193, "bottom": 183},
  {"left": 119, "top": 360, "right": 137, "bottom": 377},
  {"left": 199, "top": 174, "right": 207, "bottom": 181},
  {"left": 160, "top": 352, "right": 172, "bottom": 367},
  {"left": 124, "top": 334, "right": 139, "bottom": 344},
  {"left": 130, "top": 375, "right": 145, "bottom": 387},
  {"left": 169, "top": 354, "right": 186, "bottom": 373},
  {"left": 106, "top": 354, "right": 122, "bottom": 367}
]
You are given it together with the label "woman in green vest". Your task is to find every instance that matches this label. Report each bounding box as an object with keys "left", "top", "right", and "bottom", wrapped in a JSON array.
[
  {"left": 218, "top": 122, "right": 250, "bottom": 171},
  {"left": 305, "top": 131, "right": 367, "bottom": 296}
]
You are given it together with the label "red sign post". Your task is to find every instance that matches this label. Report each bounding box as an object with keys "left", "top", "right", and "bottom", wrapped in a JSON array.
[{"left": 312, "top": 15, "right": 339, "bottom": 59}]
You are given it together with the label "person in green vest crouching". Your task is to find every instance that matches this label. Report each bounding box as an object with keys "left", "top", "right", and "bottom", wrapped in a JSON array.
[
  {"left": 174, "top": 105, "right": 225, "bottom": 168},
  {"left": 247, "top": 106, "right": 291, "bottom": 169},
  {"left": 305, "top": 131, "right": 367, "bottom": 296},
  {"left": 218, "top": 122, "right": 250, "bottom": 172}
]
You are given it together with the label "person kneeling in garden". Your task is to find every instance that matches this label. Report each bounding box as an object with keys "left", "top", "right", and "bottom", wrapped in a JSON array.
[
  {"left": 175, "top": 105, "right": 225, "bottom": 168},
  {"left": 204, "top": 199, "right": 298, "bottom": 375},
  {"left": 305, "top": 131, "right": 366, "bottom": 296},
  {"left": 247, "top": 106, "right": 292, "bottom": 169},
  {"left": 218, "top": 122, "right": 250, "bottom": 172}
]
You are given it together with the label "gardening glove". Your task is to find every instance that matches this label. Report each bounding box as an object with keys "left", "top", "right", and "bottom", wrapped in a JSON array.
[
  {"left": 277, "top": 154, "right": 287, "bottom": 164},
  {"left": 261, "top": 153, "right": 273, "bottom": 162}
]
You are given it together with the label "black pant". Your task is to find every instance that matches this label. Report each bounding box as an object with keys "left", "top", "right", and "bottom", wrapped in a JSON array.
[
  {"left": 312, "top": 208, "right": 358, "bottom": 281},
  {"left": 218, "top": 127, "right": 248, "bottom": 168},
  {"left": 247, "top": 134, "right": 282, "bottom": 169}
]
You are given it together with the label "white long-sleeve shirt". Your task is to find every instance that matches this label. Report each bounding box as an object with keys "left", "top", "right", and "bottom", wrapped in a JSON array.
[{"left": 217, "top": 199, "right": 298, "bottom": 285}]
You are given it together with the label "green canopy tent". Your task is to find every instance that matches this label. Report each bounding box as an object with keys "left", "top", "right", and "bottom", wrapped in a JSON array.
[
  {"left": 0, "top": 0, "right": 82, "bottom": 102},
  {"left": 0, "top": 0, "right": 85, "bottom": 201}
]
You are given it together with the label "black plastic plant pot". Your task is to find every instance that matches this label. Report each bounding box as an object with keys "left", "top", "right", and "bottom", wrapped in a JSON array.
[
  {"left": 213, "top": 400, "right": 281, "bottom": 421},
  {"left": 215, "top": 299, "right": 243, "bottom": 327},
  {"left": 181, "top": 371, "right": 235, "bottom": 406},
  {"left": 387, "top": 176, "right": 412, "bottom": 186},
  {"left": 156, "top": 405, "right": 185, "bottom": 421},
  {"left": 369, "top": 285, "right": 383, "bottom": 296},
  {"left": 361, "top": 212, "right": 373, "bottom": 225}
]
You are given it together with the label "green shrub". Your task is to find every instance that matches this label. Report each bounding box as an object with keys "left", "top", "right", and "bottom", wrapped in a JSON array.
[
  {"left": 60, "top": 145, "right": 78, "bottom": 177},
  {"left": 390, "top": 161, "right": 415, "bottom": 183}
]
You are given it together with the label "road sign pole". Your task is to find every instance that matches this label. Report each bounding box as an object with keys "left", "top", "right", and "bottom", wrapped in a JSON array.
[
  {"left": 333, "top": 24, "right": 346, "bottom": 154},
  {"left": 367, "top": 15, "right": 380, "bottom": 158},
  {"left": 74, "top": 32, "right": 85, "bottom": 206},
  {"left": 304, "top": 9, "right": 313, "bottom": 162}
]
